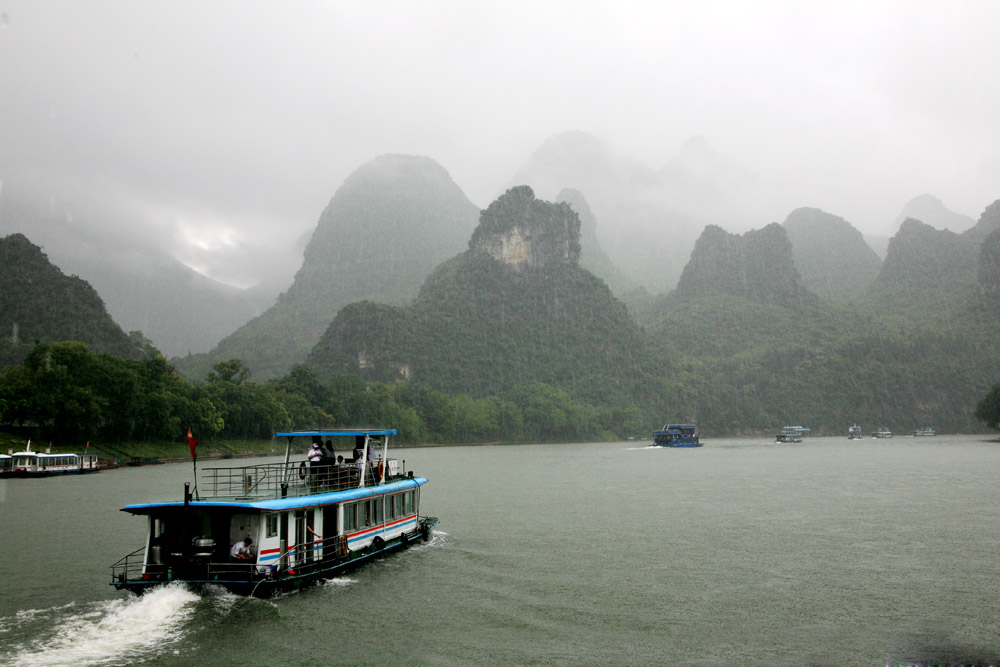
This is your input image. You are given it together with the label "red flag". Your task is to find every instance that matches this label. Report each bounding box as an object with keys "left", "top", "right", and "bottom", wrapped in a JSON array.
[
  {"left": 187, "top": 427, "right": 198, "bottom": 459},
  {"left": 85, "top": 441, "right": 90, "bottom": 452}
]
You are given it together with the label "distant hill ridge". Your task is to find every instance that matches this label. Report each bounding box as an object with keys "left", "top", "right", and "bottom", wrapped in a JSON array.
[
  {"left": 173, "top": 154, "right": 480, "bottom": 381},
  {"left": 308, "top": 186, "right": 651, "bottom": 405},
  {"left": 675, "top": 223, "right": 818, "bottom": 309},
  {"left": 782, "top": 207, "right": 882, "bottom": 303},
  {"left": 0, "top": 233, "right": 150, "bottom": 365}
]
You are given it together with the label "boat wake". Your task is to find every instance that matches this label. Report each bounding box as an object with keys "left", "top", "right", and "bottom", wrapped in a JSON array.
[{"left": 1, "top": 583, "right": 199, "bottom": 667}]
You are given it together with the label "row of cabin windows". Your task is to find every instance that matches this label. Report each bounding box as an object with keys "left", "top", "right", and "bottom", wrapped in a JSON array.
[
  {"left": 263, "top": 491, "right": 417, "bottom": 538},
  {"left": 16, "top": 456, "right": 78, "bottom": 467},
  {"left": 343, "top": 491, "right": 416, "bottom": 531}
]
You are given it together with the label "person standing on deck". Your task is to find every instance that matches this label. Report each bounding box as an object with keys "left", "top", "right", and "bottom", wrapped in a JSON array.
[{"left": 307, "top": 438, "right": 324, "bottom": 485}]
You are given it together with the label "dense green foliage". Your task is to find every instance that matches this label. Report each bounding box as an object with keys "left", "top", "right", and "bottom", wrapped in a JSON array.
[
  {"left": 976, "top": 381, "right": 1000, "bottom": 430},
  {"left": 0, "top": 342, "right": 626, "bottom": 447}
]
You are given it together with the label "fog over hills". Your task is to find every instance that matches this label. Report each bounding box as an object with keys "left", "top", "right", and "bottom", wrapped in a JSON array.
[
  {"left": 511, "top": 132, "right": 799, "bottom": 293},
  {"left": 173, "top": 154, "right": 480, "bottom": 381},
  {"left": 0, "top": 196, "right": 281, "bottom": 357}
]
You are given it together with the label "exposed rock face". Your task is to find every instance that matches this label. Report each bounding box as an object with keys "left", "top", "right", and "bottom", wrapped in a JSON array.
[
  {"left": 782, "top": 207, "right": 882, "bottom": 302},
  {"left": 469, "top": 186, "right": 581, "bottom": 270},
  {"left": 675, "top": 223, "right": 817, "bottom": 309}
]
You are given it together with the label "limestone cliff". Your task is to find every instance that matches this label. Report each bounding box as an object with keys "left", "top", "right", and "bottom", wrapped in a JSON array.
[{"left": 469, "top": 185, "right": 581, "bottom": 270}]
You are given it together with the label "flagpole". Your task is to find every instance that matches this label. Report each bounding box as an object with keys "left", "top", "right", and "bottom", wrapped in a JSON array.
[{"left": 187, "top": 427, "right": 200, "bottom": 500}]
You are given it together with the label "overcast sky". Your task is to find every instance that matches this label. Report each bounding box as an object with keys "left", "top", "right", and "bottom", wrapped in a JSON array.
[{"left": 1, "top": 1, "right": 998, "bottom": 287}]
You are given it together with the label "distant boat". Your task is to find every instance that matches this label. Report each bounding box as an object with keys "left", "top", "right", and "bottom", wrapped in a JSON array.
[
  {"left": 652, "top": 424, "right": 702, "bottom": 447},
  {"left": 911, "top": 427, "right": 936, "bottom": 436},
  {"left": 9, "top": 442, "right": 101, "bottom": 476},
  {"left": 847, "top": 425, "right": 863, "bottom": 440},
  {"left": 0, "top": 453, "right": 12, "bottom": 477},
  {"left": 776, "top": 425, "right": 810, "bottom": 443},
  {"left": 871, "top": 428, "right": 892, "bottom": 439}
]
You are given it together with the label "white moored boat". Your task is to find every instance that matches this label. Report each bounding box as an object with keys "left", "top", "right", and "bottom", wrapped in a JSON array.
[{"left": 9, "top": 442, "right": 101, "bottom": 476}]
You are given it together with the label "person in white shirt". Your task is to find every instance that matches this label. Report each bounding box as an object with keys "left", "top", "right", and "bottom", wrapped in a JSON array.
[{"left": 231, "top": 536, "right": 253, "bottom": 560}]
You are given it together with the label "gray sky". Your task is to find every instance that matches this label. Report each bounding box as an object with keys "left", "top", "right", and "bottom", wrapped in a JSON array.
[{"left": 1, "top": 1, "right": 998, "bottom": 287}]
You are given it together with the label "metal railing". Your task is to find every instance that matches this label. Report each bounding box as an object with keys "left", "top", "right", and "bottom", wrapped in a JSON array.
[{"left": 199, "top": 460, "right": 401, "bottom": 500}]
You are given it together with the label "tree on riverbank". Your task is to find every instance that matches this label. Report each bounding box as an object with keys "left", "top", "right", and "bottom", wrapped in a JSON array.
[{"left": 975, "top": 381, "right": 1000, "bottom": 430}]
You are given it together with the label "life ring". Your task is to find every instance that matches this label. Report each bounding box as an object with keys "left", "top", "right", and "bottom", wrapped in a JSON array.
[
  {"left": 298, "top": 461, "right": 306, "bottom": 480},
  {"left": 371, "top": 536, "right": 385, "bottom": 553}
]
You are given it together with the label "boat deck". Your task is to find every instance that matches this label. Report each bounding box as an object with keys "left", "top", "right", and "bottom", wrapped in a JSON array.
[{"left": 200, "top": 460, "right": 400, "bottom": 501}]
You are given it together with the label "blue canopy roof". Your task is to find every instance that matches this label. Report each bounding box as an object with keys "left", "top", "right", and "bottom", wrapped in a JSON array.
[
  {"left": 121, "top": 477, "right": 426, "bottom": 514},
  {"left": 275, "top": 429, "right": 397, "bottom": 437}
]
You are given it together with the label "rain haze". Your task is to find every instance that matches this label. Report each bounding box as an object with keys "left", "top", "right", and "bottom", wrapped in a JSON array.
[{"left": 1, "top": 0, "right": 998, "bottom": 289}]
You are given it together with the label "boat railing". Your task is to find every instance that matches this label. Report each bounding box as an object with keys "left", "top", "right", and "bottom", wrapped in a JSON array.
[
  {"left": 110, "top": 546, "right": 146, "bottom": 583},
  {"left": 200, "top": 459, "right": 402, "bottom": 499}
]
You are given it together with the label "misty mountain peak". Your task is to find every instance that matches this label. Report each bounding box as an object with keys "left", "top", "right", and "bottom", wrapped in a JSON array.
[
  {"left": 891, "top": 194, "right": 975, "bottom": 235},
  {"left": 469, "top": 186, "right": 581, "bottom": 270},
  {"left": 676, "top": 223, "right": 816, "bottom": 309}
]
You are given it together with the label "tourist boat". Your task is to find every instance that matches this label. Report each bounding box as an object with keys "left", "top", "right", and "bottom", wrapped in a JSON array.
[
  {"left": 109, "top": 429, "right": 438, "bottom": 597},
  {"left": 0, "top": 452, "right": 12, "bottom": 477},
  {"left": 847, "top": 425, "right": 863, "bottom": 440},
  {"left": 911, "top": 427, "right": 936, "bottom": 436},
  {"left": 652, "top": 424, "right": 702, "bottom": 447},
  {"left": 871, "top": 428, "right": 892, "bottom": 439},
  {"left": 776, "top": 425, "right": 810, "bottom": 443},
  {"left": 9, "top": 442, "right": 101, "bottom": 476}
]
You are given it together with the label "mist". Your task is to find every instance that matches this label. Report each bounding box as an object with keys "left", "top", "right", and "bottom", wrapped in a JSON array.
[{"left": 1, "top": 1, "right": 998, "bottom": 290}]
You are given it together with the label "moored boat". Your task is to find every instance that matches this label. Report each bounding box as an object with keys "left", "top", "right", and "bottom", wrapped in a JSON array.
[
  {"left": 9, "top": 442, "right": 101, "bottom": 476},
  {"left": 652, "top": 424, "right": 702, "bottom": 447},
  {"left": 0, "top": 452, "right": 12, "bottom": 477},
  {"left": 911, "top": 427, "right": 936, "bottom": 436},
  {"left": 848, "top": 425, "right": 863, "bottom": 440},
  {"left": 109, "top": 429, "right": 438, "bottom": 597}
]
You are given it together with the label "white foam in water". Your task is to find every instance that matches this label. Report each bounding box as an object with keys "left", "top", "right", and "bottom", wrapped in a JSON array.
[{"left": 5, "top": 583, "right": 200, "bottom": 667}]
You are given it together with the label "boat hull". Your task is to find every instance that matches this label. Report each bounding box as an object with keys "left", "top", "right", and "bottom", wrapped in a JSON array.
[{"left": 112, "top": 518, "right": 437, "bottom": 598}]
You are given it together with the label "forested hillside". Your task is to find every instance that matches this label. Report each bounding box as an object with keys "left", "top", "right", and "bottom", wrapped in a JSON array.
[
  {"left": 0, "top": 233, "right": 155, "bottom": 367},
  {"left": 308, "top": 186, "right": 656, "bottom": 438},
  {"left": 641, "top": 202, "right": 1000, "bottom": 434}
]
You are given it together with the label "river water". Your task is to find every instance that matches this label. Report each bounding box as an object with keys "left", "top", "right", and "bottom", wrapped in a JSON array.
[{"left": 2, "top": 436, "right": 1000, "bottom": 666}]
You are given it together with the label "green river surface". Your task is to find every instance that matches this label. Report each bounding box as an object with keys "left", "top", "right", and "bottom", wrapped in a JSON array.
[{"left": 2, "top": 436, "right": 1000, "bottom": 666}]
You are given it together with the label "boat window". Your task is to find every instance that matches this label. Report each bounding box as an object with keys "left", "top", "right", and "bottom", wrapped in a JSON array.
[
  {"left": 343, "top": 503, "right": 357, "bottom": 531},
  {"left": 375, "top": 497, "right": 384, "bottom": 524},
  {"left": 405, "top": 492, "right": 414, "bottom": 514},
  {"left": 266, "top": 514, "right": 278, "bottom": 538},
  {"left": 364, "top": 501, "right": 374, "bottom": 527}
]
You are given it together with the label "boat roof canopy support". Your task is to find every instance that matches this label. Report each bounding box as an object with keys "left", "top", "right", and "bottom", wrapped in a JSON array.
[{"left": 275, "top": 429, "right": 397, "bottom": 437}]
